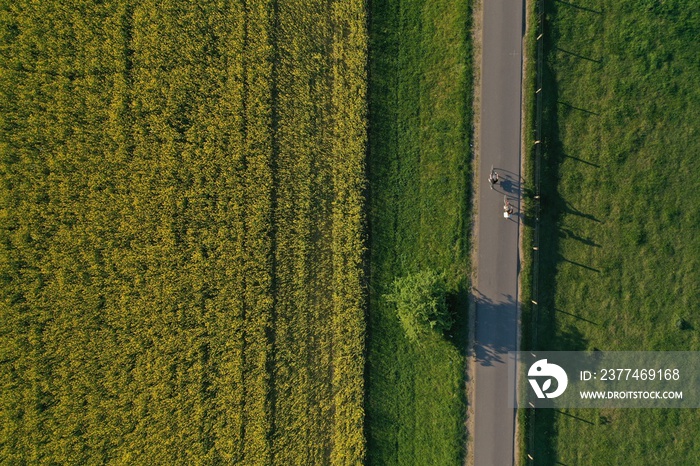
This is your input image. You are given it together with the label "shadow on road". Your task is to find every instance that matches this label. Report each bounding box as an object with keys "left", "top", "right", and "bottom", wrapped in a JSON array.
[
  {"left": 472, "top": 290, "right": 517, "bottom": 367},
  {"left": 492, "top": 168, "right": 524, "bottom": 197}
]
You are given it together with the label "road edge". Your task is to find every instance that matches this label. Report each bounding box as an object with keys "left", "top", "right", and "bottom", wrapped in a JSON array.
[
  {"left": 465, "top": 0, "right": 483, "bottom": 463},
  {"left": 516, "top": 0, "right": 538, "bottom": 464}
]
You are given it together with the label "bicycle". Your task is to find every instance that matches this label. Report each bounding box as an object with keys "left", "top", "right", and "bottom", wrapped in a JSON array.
[
  {"left": 503, "top": 195, "right": 514, "bottom": 218},
  {"left": 488, "top": 166, "right": 499, "bottom": 190}
]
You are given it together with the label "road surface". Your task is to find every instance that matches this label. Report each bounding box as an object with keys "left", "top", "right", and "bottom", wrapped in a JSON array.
[{"left": 472, "top": 0, "right": 524, "bottom": 465}]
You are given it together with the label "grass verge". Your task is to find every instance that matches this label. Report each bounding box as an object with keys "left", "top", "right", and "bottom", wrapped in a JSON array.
[
  {"left": 365, "top": 0, "right": 473, "bottom": 464},
  {"left": 529, "top": 0, "right": 700, "bottom": 464},
  {"left": 518, "top": 0, "right": 538, "bottom": 462}
]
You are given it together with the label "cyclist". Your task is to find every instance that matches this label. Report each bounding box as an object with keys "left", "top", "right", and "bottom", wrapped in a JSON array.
[
  {"left": 503, "top": 196, "right": 514, "bottom": 218},
  {"left": 488, "top": 168, "right": 500, "bottom": 189}
]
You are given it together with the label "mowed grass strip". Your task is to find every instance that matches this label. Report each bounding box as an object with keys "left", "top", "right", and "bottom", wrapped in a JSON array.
[
  {"left": 366, "top": 0, "right": 472, "bottom": 464},
  {"left": 532, "top": 0, "right": 700, "bottom": 464}
]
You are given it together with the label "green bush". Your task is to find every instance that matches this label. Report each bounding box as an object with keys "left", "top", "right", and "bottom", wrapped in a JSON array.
[{"left": 385, "top": 270, "right": 452, "bottom": 342}]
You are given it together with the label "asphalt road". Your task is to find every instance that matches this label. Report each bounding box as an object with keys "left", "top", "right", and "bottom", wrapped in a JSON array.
[{"left": 472, "top": 0, "right": 524, "bottom": 465}]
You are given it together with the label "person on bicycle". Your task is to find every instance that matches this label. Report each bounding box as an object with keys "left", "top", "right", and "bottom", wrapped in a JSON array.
[
  {"left": 488, "top": 169, "right": 499, "bottom": 189},
  {"left": 503, "top": 196, "right": 513, "bottom": 218}
]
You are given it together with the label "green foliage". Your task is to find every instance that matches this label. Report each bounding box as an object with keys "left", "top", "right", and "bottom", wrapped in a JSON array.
[
  {"left": 0, "top": 0, "right": 367, "bottom": 464},
  {"left": 385, "top": 270, "right": 451, "bottom": 342},
  {"left": 529, "top": 0, "right": 700, "bottom": 463}
]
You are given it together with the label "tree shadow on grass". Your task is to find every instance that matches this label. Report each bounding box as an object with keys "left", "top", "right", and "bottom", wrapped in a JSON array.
[
  {"left": 444, "top": 279, "right": 471, "bottom": 466},
  {"left": 558, "top": 255, "right": 601, "bottom": 273},
  {"left": 446, "top": 281, "right": 471, "bottom": 359},
  {"left": 555, "top": 308, "right": 599, "bottom": 326},
  {"left": 555, "top": 47, "right": 602, "bottom": 64},
  {"left": 563, "top": 153, "right": 600, "bottom": 168},
  {"left": 554, "top": 0, "right": 603, "bottom": 15},
  {"left": 555, "top": 409, "right": 595, "bottom": 425},
  {"left": 526, "top": 2, "right": 603, "bottom": 463},
  {"left": 562, "top": 200, "right": 601, "bottom": 223},
  {"left": 559, "top": 227, "right": 601, "bottom": 248},
  {"left": 557, "top": 100, "right": 600, "bottom": 116}
]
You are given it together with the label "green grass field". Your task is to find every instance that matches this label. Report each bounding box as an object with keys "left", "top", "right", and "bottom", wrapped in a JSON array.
[
  {"left": 366, "top": 0, "right": 472, "bottom": 464},
  {"left": 531, "top": 0, "right": 700, "bottom": 463}
]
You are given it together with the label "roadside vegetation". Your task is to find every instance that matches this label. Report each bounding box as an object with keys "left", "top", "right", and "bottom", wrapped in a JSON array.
[
  {"left": 0, "top": 0, "right": 366, "bottom": 463},
  {"left": 529, "top": 0, "right": 700, "bottom": 463},
  {"left": 366, "top": 0, "right": 473, "bottom": 464}
]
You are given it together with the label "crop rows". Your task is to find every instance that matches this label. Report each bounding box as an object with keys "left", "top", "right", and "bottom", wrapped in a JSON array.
[{"left": 0, "top": 0, "right": 367, "bottom": 464}]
